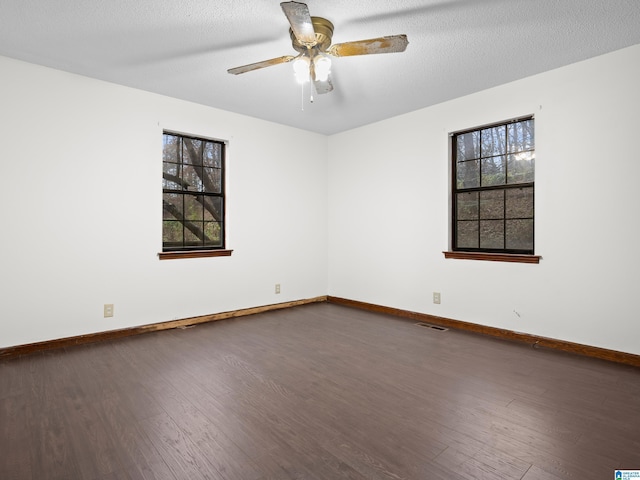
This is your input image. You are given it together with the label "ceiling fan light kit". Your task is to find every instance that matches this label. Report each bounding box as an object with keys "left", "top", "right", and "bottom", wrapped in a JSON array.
[
  {"left": 313, "top": 55, "right": 331, "bottom": 82},
  {"left": 227, "top": 1, "right": 408, "bottom": 97},
  {"left": 293, "top": 56, "right": 311, "bottom": 83}
]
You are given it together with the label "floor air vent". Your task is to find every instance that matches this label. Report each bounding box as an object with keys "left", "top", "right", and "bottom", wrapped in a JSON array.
[{"left": 415, "top": 322, "right": 448, "bottom": 332}]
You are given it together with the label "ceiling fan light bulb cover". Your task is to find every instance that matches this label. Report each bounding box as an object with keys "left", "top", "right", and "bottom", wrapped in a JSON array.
[
  {"left": 314, "top": 55, "right": 331, "bottom": 81},
  {"left": 293, "top": 57, "right": 310, "bottom": 83}
]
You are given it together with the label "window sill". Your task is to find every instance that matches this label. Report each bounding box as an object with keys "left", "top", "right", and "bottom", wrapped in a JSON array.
[
  {"left": 158, "top": 249, "right": 233, "bottom": 260},
  {"left": 443, "top": 251, "right": 541, "bottom": 264}
]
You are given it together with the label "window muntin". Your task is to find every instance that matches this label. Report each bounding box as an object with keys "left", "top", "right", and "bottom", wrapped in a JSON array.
[
  {"left": 162, "top": 132, "right": 225, "bottom": 252},
  {"left": 452, "top": 118, "right": 534, "bottom": 254}
]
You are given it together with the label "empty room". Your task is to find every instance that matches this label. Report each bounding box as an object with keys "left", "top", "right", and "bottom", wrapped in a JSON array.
[{"left": 1, "top": 1, "right": 640, "bottom": 479}]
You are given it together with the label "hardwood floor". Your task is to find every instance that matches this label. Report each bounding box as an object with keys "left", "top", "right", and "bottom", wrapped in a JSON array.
[{"left": 1, "top": 302, "right": 639, "bottom": 479}]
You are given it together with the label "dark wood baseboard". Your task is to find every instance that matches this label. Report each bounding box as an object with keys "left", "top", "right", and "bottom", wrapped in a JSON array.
[
  {"left": 4, "top": 294, "right": 638, "bottom": 369},
  {"left": 327, "top": 296, "right": 640, "bottom": 368},
  {"left": 0, "top": 296, "right": 328, "bottom": 359}
]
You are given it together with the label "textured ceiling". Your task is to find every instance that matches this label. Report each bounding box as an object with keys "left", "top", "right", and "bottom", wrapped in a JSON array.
[{"left": 2, "top": 0, "right": 640, "bottom": 135}]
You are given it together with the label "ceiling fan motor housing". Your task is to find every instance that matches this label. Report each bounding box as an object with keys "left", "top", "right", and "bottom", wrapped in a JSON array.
[{"left": 290, "top": 17, "right": 334, "bottom": 53}]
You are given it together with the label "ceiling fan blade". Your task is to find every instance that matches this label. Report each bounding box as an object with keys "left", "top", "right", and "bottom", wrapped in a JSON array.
[
  {"left": 227, "top": 55, "right": 295, "bottom": 75},
  {"left": 328, "top": 34, "right": 409, "bottom": 57},
  {"left": 280, "top": 1, "right": 317, "bottom": 47}
]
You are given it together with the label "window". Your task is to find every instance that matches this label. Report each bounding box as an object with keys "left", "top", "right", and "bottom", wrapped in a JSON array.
[
  {"left": 162, "top": 132, "right": 226, "bottom": 254},
  {"left": 451, "top": 117, "right": 535, "bottom": 255}
]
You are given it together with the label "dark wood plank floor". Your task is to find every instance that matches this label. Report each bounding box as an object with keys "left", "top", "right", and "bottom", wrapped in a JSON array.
[{"left": 1, "top": 303, "right": 639, "bottom": 479}]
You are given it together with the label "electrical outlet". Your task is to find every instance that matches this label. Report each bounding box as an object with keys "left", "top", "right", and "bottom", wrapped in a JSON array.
[
  {"left": 275, "top": 284, "right": 281, "bottom": 294},
  {"left": 104, "top": 304, "right": 114, "bottom": 318},
  {"left": 433, "top": 292, "right": 441, "bottom": 304}
]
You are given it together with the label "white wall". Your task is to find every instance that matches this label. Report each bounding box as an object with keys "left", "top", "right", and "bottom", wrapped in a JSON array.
[
  {"left": 3, "top": 45, "right": 639, "bottom": 356},
  {"left": 328, "top": 44, "right": 640, "bottom": 356},
  {"left": 0, "top": 56, "right": 328, "bottom": 348}
]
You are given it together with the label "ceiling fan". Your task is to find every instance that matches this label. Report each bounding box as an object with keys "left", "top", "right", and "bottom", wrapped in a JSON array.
[{"left": 227, "top": 1, "right": 409, "bottom": 95}]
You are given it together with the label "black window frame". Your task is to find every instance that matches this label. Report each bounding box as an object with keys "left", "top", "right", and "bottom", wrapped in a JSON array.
[
  {"left": 162, "top": 131, "right": 226, "bottom": 253},
  {"left": 451, "top": 116, "right": 535, "bottom": 255}
]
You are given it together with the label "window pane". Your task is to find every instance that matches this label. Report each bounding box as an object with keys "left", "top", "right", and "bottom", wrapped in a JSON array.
[
  {"left": 184, "top": 225, "right": 204, "bottom": 247},
  {"left": 184, "top": 194, "right": 204, "bottom": 221},
  {"left": 204, "top": 222, "right": 223, "bottom": 247},
  {"left": 457, "top": 160, "right": 479, "bottom": 188},
  {"left": 163, "top": 220, "right": 183, "bottom": 245},
  {"left": 480, "top": 220, "right": 504, "bottom": 249},
  {"left": 163, "top": 134, "right": 180, "bottom": 163},
  {"left": 507, "top": 120, "right": 534, "bottom": 153},
  {"left": 163, "top": 162, "right": 182, "bottom": 189},
  {"left": 481, "top": 155, "right": 506, "bottom": 186},
  {"left": 203, "top": 196, "right": 223, "bottom": 222},
  {"left": 506, "top": 187, "right": 533, "bottom": 219},
  {"left": 506, "top": 219, "right": 533, "bottom": 250},
  {"left": 456, "top": 131, "right": 480, "bottom": 161},
  {"left": 481, "top": 126, "right": 506, "bottom": 157},
  {"left": 182, "top": 139, "right": 203, "bottom": 166},
  {"left": 204, "top": 141, "right": 222, "bottom": 168},
  {"left": 507, "top": 152, "right": 535, "bottom": 184},
  {"left": 203, "top": 167, "right": 222, "bottom": 194},
  {"left": 457, "top": 192, "right": 478, "bottom": 220},
  {"left": 480, "top": 190, "right": 504, "bottom": 220},
  {"left": 182, "top": 165, "right": 204, "bottom": 192},
  {"left": 163, "top": 193, "right": 183, "bottom": 220},
  {"left": 457, "top": 221, "right": 478, "bottom": 248}
]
